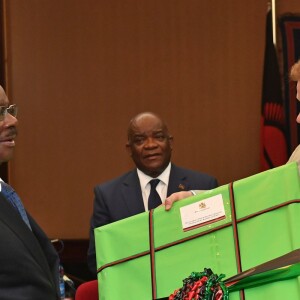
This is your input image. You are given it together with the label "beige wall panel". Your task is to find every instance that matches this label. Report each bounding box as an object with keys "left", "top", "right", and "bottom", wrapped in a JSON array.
[{"left": 3, "top": 0, "right": 299, "bottom": 238}]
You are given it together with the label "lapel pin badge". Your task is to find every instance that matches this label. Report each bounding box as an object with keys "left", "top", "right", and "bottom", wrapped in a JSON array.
[{"left": 178, "top": 184, "right": 185, "bottom": 190}]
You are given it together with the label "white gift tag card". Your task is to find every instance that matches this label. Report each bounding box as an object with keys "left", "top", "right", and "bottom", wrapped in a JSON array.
[{"left": 180, "top": 194, "right": 225, "bottom": 231}]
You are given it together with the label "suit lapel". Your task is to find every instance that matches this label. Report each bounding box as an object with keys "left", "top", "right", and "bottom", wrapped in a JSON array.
[
  {"left": 167, "top": 164, "right": 191, "bottom": 196},
  {"left": 0, "top": 193, "right": 55, "bottom": 287},
  {"left": 118, "top": 166, "right": 191, "bottom": 213},
  {"left": 121, "top": 170, "right": 145, "bottom": 215}
]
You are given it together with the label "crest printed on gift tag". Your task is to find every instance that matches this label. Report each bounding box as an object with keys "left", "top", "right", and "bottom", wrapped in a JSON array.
[
  {"left": 180, "top": 194, "right": 225, "bottom": 231},
  {"left": 199, "top": 202, "right": 206, "bottom": 209}
]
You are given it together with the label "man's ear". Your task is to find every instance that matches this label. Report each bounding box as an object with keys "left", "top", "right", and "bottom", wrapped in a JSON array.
[{"left": 125, "top": 143, "right": 132, "bottom": 156}]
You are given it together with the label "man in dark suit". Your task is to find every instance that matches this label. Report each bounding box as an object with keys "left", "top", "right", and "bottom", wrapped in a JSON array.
[
  {"left": 88, "top": 111, "right": 218, "bottom": 275},
  {"left": 0, "top": 85, "right": 60, "bottom": 299}
]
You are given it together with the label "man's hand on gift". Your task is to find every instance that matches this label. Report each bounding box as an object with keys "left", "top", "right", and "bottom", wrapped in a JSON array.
[{"left": 164, "top": 191, "right": 194, "bottom": 211}]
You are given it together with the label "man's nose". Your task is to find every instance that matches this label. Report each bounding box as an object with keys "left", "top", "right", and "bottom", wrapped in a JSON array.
[
  {"left": 4, "top": 113, "right": 18, "bottom": 127},
  {"left": 144, "top": 137, "right": 158, "bottom": 148}
]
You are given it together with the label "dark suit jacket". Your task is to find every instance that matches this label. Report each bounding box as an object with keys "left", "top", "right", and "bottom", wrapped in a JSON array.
[
  {"left": 87, "top": 164, "right": 218, "bottom": 274},
  {"left": 0, "top": 193, "right": 60, "bottom": 300}
]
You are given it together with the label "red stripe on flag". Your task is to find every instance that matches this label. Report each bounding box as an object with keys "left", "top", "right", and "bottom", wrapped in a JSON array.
[{"left": 260, "top": 8, "right": 288, "bottom": 171}]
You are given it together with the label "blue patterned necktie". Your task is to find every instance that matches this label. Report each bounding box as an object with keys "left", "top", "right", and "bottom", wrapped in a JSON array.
[
  {"left": 1, "top": 182, "right": 32, "bottom": 230},
  {"left": 148, "top": 179, "right": 162, "bottom": 210}
]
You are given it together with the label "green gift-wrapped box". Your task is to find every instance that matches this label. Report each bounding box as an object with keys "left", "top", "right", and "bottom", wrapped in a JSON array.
[{"left": 95, "top": 162, "right": 300, "bottom": 300}]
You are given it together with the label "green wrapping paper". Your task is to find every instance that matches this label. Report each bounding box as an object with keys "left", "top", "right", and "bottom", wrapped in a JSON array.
[{"left": 95, "top": 162, "right": 300, "bottom": 300}]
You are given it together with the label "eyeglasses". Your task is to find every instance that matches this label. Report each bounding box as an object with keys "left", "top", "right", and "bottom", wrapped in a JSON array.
[{"left": 0, "top": 104, "right": 18, "bottom": 121}]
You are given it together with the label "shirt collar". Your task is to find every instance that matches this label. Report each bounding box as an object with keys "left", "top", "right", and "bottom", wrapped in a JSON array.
[{"left": 137, "top": 162, "right": 171, "bottom": 188}]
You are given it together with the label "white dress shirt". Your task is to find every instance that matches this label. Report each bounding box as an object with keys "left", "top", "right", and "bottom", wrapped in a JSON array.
[{"left": 137, "top": 163, "right": 171, "bottom": 211}]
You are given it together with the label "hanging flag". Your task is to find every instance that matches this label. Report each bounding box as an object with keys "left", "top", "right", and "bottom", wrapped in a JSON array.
[{"left": 260, "top": 7, "right": 288, "bottom": 171}]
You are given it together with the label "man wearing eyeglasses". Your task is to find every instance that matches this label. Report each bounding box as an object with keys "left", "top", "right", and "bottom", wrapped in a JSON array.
[{"left": 0, "top": 85, "right": 60, "bottom": 299}]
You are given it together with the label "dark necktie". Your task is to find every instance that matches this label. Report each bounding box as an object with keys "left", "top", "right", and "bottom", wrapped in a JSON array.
[
  {"left": 148, "top": 179, "right": 162, "bottom": 210},
  {"left": 1, "top": 182, "right": 32, "bottom": 230}
]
